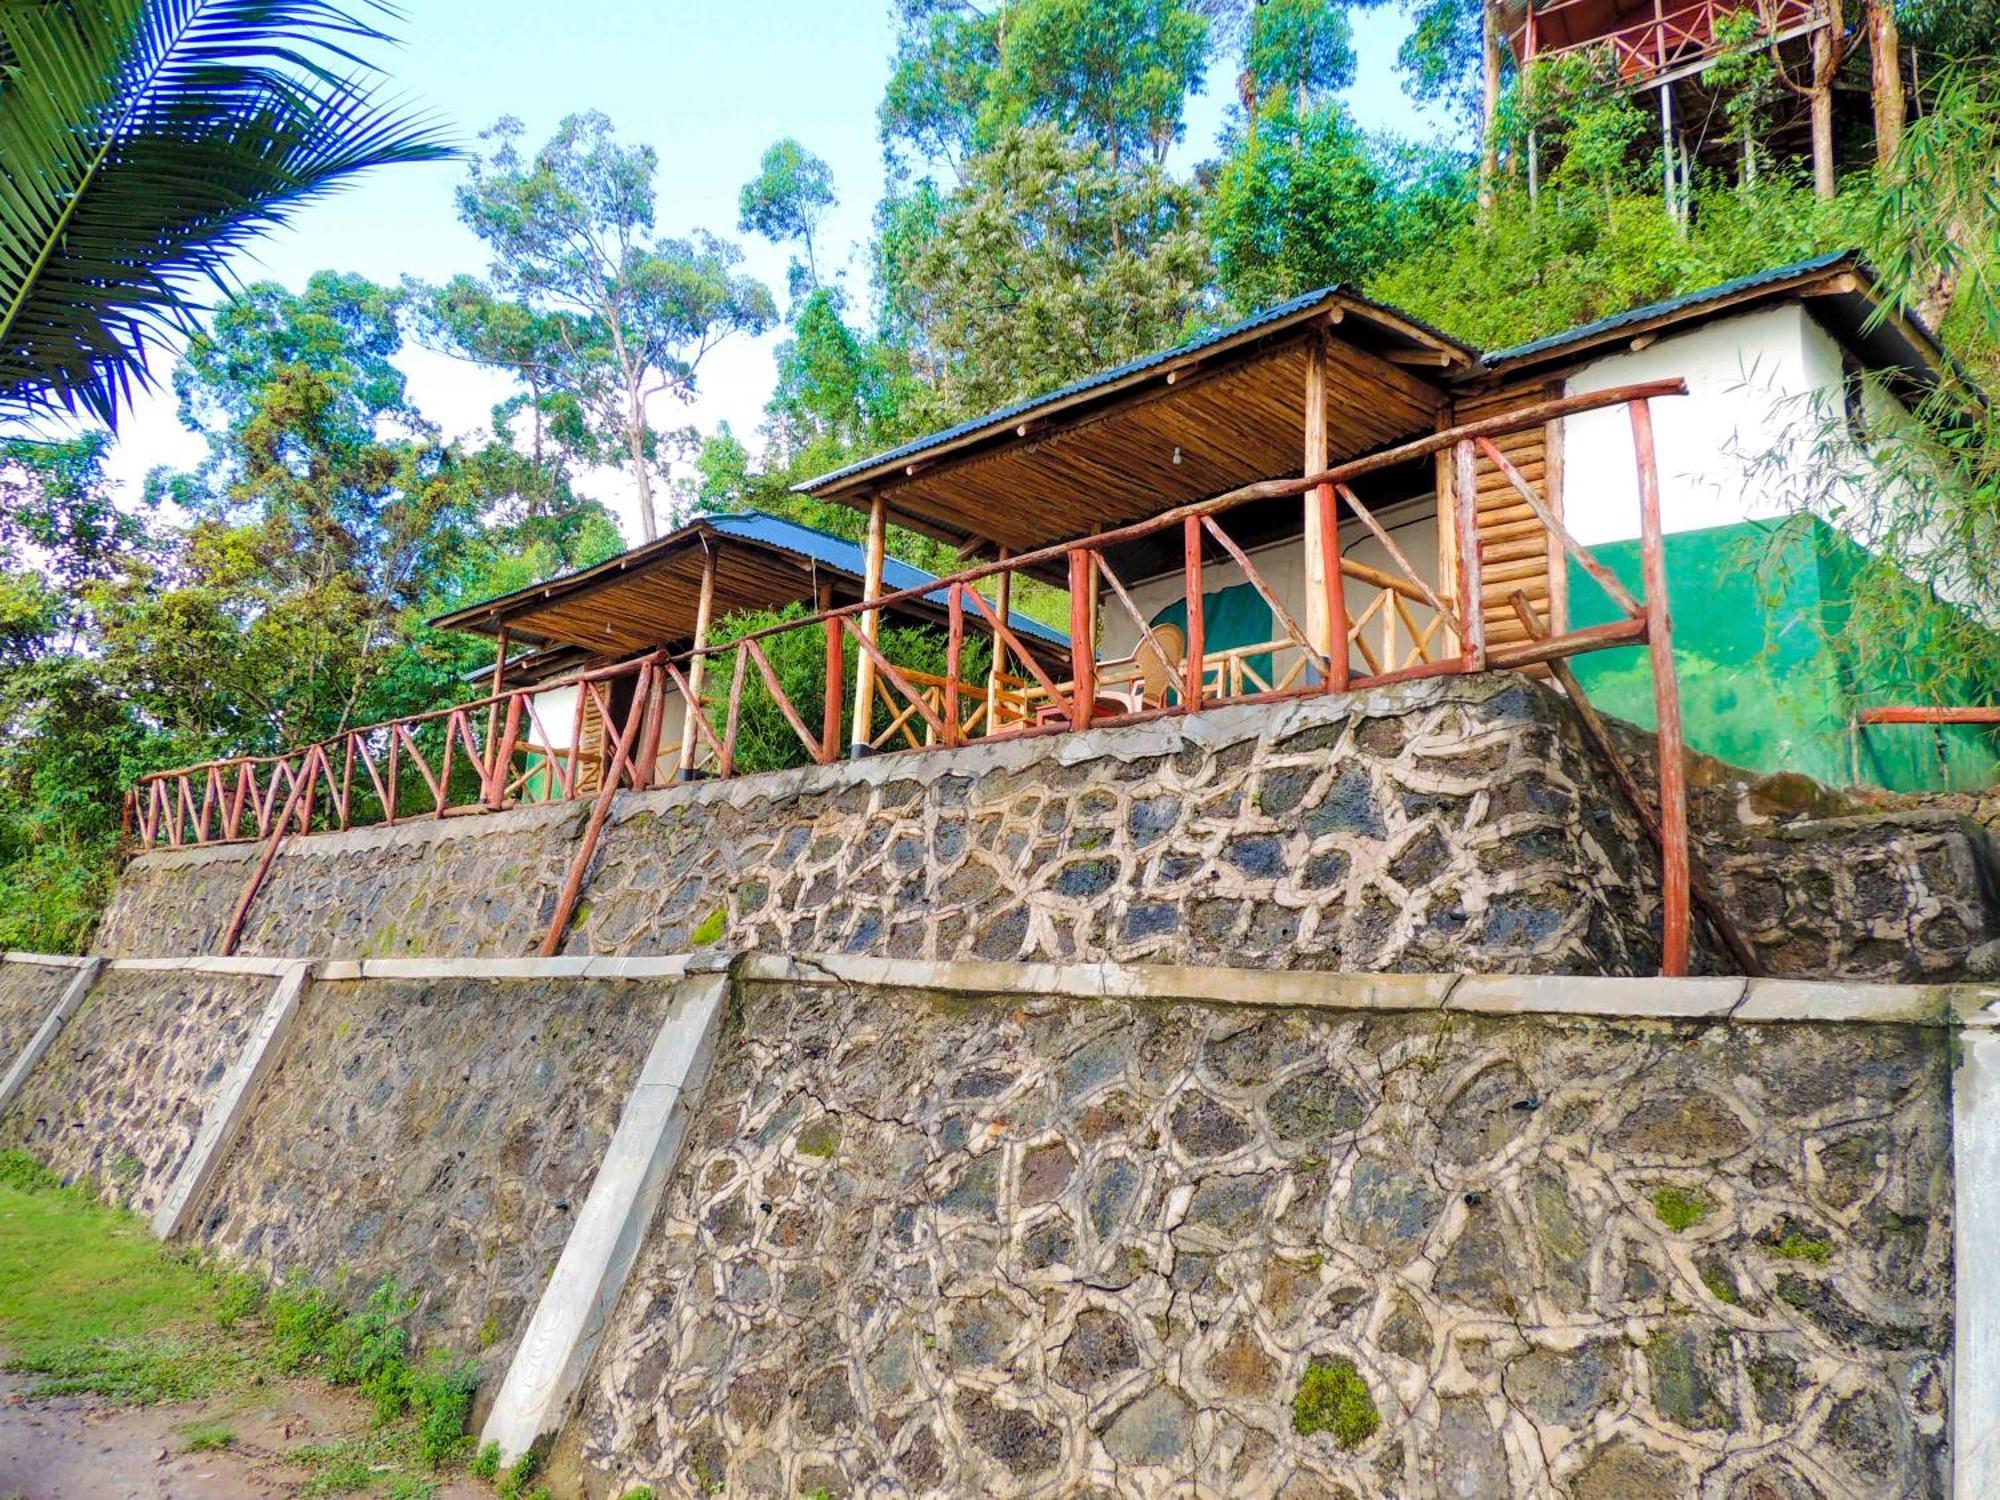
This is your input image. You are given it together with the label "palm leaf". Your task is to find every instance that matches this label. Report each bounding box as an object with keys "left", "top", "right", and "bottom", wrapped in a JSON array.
[{"left": 0, "top": 0, "right": 454, "bottom": 426}]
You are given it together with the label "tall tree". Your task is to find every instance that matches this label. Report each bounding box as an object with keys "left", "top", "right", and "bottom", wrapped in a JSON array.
[
  {"left": 0, "top": 0, "right": 450, "bottom": 425},
  {"left": 455, "top": 113, "right": 776, "bottom": 541},
  {"left": 130, "top": 273, "right": 492, "bottom": 748},
  {"left": 983, "top": 0, "right": 1212, "bottom": 170},
  {"left": 739, "top": 139, "right": 839, "bottom": 297},
  {"left": 891, "top": 125, "right": 1209, "bottom": 422},
  {"left": 1243, "top": 0, "right": 1356, "bottom": 115}
]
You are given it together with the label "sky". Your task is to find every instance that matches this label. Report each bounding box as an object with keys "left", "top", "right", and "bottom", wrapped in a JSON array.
[{"left": 87, "top": 1, "right": 1458, "bottom": 542}]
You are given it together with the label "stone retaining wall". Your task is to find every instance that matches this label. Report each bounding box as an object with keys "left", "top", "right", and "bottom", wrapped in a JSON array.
[
  {"left": 191, "top": 972, "right": 684, "bottom": 1378},
  {"left": 0, "top": 967, "right": 269, "bottom": 1217},
  {"left": 562, "top": 974, "right": 1954, "bottom": 1500},
  {"left": 93, "top": 676, "right": 1999, "bottom": 983}
]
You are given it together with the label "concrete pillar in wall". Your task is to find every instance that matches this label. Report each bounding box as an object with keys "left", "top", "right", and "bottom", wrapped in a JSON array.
[
  {"left": 152, "top": 961, "right": 314, "bottom": 1240},
  {"left": 1955, "top": 1016, "right": 2000, "bottom": 1496},
  {"left": 0, "top": 956, "right": 103, "bottom": 1120},
  {"left": 481, "top": 969, "right": 727, "bottom": 1463}
]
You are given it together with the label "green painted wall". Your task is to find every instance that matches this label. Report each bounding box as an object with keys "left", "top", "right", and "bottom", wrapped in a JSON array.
[{"left": 1564, "top": 518, "right": 2000, "bottom": 793}]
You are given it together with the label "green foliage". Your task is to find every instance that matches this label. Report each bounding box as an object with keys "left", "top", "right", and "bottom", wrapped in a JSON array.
[
  {"left": 740, "top": 138, "right": 839, "bottom": 294},
  {"left": 0, "top": 0, "right": 451, "bottom": 425},
  {"left": 890, "top": 125, "right": 1209, "bottom": 426},
  {"left": 471, "top": 1441, "right": 504, "bottom": 1480},
  {"left": 0, "top": 1150, "right": 60, "bottom": 1192},
  {"left": 1652, "top": 1185, "right": 1712, "bottom": 1232},
  {"left": 1292, "top": 1355, "right": 1380, "bottom": 1448},
  {"left": 1209, "top": 103, "right": 1466, "bottom": 309},
  {"left": 1243, "top": 0, "right": 1356, "bottom": 112},
  {"left": 689, "top": 906, "right": 727, "bottom": 946},
  {"left": 1512, "top": 51, "right": 1649, "bottom": 210}
]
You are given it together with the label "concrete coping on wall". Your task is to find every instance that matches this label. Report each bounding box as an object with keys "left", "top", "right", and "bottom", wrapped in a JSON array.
[
  {"left": 1, "top": 951, "right": 98, "bottom": 969},
  {"left": 25, "top": 947, "right": 2000, "bottom": 1027}
]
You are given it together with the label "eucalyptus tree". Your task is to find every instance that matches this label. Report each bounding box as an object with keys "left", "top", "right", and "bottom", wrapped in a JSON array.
[
  {"left": 739, "top": 138, "right": 839, "bottom": 298},
  {"left": 456, "top": 112, "right": 777, "bottom": 541},
  {"left": 0, "top": 0, "right": 449, "bottom": 426}
]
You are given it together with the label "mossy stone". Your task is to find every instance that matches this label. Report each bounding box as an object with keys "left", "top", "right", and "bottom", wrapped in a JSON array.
[{"left": 1292, "top": 1355, "right": 1380, "bottom": 1449}]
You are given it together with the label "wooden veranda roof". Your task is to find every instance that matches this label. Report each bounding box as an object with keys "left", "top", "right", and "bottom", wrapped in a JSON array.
[
  {"left": 430, "top": 510, "right": 1068, "bottom": 662},
  {"left": 796, "top": 288, "right": 1473, "bottom": 577}
]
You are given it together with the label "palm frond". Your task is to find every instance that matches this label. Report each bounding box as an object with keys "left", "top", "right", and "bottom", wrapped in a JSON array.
[{"left": 0, "top": 0, "right": 454, "bottom": 427}]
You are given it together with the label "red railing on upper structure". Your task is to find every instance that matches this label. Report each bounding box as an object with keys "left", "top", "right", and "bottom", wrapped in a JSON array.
[
  {"left": 1516, "top": 0, "right": 1825, "bottom": 81},
  {"left": 128, "top": 380, "right": 1696, "bottom": 972}
]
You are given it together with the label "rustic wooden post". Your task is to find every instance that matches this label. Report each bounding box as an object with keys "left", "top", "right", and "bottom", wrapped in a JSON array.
[
  {"left": 1301, "top": 332, "right": 1347, "bottom": 689},
  {"left": 1454, "top": 438, "right": 1487, "bottom": 671},
  {"left": 677, "top": 540, "right": 718, "bottom": 777},
  {"left": 1433, "top": 408, "right": 1460, "bottom": 655},
  {"left": 1068, "top": 548, "right": 1097, "bottom": 730},
  {"left": 634, "top": 661, "right": 667, "bottom": 789},
  {"left": 822, "top": 616, "right": 845, "bottom": 761},
  {"left": 945, "top": 582, "right": 964, "bottom": 746},
  {"left": 1183, "top": 515, "right": 1205, "bottom": 709},
  {"left": 1631, "top": 399, "right": 1690, "bottom": 976},
  {"left": 984, "top": 549, "right": 1012, "bottom": 734},
  {"left": 484, "top": 627, "right": 510, "bottom": 796},
  {"left": 850, "top": 495, "right": 887, "bottom": 756},
  {"left": 720, "top": 644, "right": 747, "bottom": 779}
]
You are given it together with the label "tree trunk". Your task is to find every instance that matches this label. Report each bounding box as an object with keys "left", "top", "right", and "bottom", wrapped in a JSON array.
[
  {"left": 1478, "top": 0, "right": 1502, "bottom": 215},
  {"left": 1809, "top": 31, "right": 1837, "bottom": 198},
  {"left": 626, "top": 385, "right": 656, "bottom": 542},
  {"left": 1867, "top": 0, "right": 1905, "bottom": 168}
]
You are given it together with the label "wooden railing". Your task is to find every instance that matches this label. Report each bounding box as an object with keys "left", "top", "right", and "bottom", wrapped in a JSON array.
[
  {"left": 129, "top": 379, "right": 1695, "bottom": 971},
  {"left": 1515, "top": 0, "right": 1826, "bottom": 79}
]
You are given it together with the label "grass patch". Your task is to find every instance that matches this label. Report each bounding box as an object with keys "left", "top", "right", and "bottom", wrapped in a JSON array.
[
  {"left": 183, "top": 1419, "right": 236, "bottom": 1451},
  {"left": 0, "top": 1176, "right": 248, "bottom": 1402},
  {"left": 0, "top": 1156, "right": 486, "bottom": 1490}
]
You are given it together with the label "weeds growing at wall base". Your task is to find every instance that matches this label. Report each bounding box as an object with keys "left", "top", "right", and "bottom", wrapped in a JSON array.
[{"left": 0, "top": 1149, "right": 484, "bottom": 1489}]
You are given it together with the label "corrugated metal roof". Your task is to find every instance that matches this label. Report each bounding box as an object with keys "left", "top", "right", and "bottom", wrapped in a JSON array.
[
  {"left": 705, "top": 511, "right": 1068, "bottom": 647},
  {"left": 799, "top": 285, "right": 1472, "bottom": 493},
  {"left": 1481, "top": 250, "right": 1858, "bottom": 365}
]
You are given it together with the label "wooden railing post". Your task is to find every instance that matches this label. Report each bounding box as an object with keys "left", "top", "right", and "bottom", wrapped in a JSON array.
[
  {"left": 678, "top": 542, "right": 718, "bottom": 778},
  {"left": 1317, "top": 479, "right": 1348, "bottom": 693},
  {"left": 851, "top": 494, "right": 887, "bottom": 756},
  {"left": 1454, "top": 437, "right": 1487, "bottom": 671},
  {"left": 487, "top": 692, "right": 525, "bottom": 809},
  {"left": 720, "top": 644, "right": 747, "bottom": 779},
  {"left": 822, "top": 617, "right": 845, "bottom": 762},
  {"left": 945, "top": 582, "right": 964, "bottom": 747},
  {"left": 1183, "top": 515, "right": 1205, "bottom": 710},
  {"left": 1632, "top": 398, "right": 1690, "bottom": 977},
  {"left": 984, "top": 550, "right": 1012, "bottom": 735},
  {"left": 1068, "top": 548, "right": 1097, "bottom": 730}
]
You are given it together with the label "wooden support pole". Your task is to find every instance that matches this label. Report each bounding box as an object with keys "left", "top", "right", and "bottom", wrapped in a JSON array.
[
  {"left": 1510, "top": 592, "right": 1761, "bottom": 977},
  {"left": 484, "top": 627, "right": 509, "bottom": 796},
  {"left": 1454, "top": 438, "right": 1487, "bottom": 670},
  {"left": 984, "top": 550, "right": 1012, "bottom": 736},
  {"left": 822, "top": 617, "right": 845, "bottom": 761},
  {"left": 1183, "top": 516, "right": 1205, "bottom": 709},
  {"left": 678, "top": 542, "right": 718, "bottom": 776},
  {"left": 1068, "top": 548, "right": 1097, "bottom": 731},
  {"left": 1632, "top": 399, "right": 1690, "bottom": 977},
  {"left": 1302, "top": 333, "right": 1339, "bottom": 674},
  {"left": 851, "top": 495, "right": 886, "bottom": 755},
  {"left": 539, "top": 665, "right": 653, "bottom": 958},
  {"left": 945, "top": 582, "right": 964, "bottom": 746}
]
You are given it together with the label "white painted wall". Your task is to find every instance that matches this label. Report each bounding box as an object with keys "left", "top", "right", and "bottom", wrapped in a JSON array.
[
  {"left": 530, "top": 683, "right": 580, "bottom": 752},
  {"left": 1558, "top": 302, "right": 1914, "bottom": 548}
]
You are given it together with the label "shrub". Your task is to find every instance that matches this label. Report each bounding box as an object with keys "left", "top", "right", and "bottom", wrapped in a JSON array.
[
  {"left": 408, "top": 1351, "right": 481, "bottom": 1467},
  {"left": 0, "top": 1149, "right": 60, "bottom": 1192}
]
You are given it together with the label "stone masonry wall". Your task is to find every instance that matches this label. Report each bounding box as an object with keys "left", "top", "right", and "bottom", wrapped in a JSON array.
[
  {"left": 190, "top": 974, "right": 679, "bottom": 1378},
  {"left": 91, "top": 675, "right": 1998, "bottom": 981},
  {"left": 0, "top": 959, "right": 72, "bottom": 1067},
  {"left": 94, "top": 799, "right": 585, "bottom": 959},
  {"left": 0, "top": 968, "right": 269, "bottom": 1217},
  {"left": 564, "top": 977, "right": 1952, "bottom": 1500}
]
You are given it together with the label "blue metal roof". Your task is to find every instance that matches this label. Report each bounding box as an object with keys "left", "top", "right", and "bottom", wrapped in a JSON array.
[
  {"left": 798, "top": 285, "right": 1472, "bottom": 493},
  {"left": 1481, "top": 251, "right": 1858, "bottom": 366},
  {"left": 702, "top": 511, "right": 1068, "bottom": 648}
]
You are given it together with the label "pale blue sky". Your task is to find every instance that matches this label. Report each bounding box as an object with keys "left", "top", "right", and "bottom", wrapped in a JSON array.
[{"left": 100, "top": 1, "right": 1455, "bottom": 538}]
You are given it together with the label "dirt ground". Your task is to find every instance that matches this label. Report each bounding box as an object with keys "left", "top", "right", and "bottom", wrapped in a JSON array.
[{"left": 0, "top": 1369, "right": 489, "bottom": 1500}]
